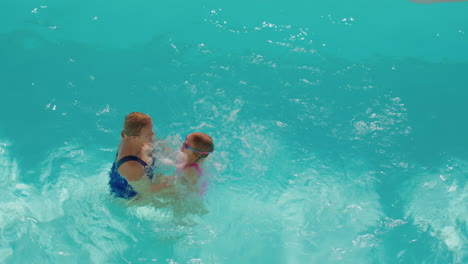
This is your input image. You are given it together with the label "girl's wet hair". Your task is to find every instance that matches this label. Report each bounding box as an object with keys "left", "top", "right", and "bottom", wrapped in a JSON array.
[{"left": 189, "top": 132, "right": 214, "bottom": 153}]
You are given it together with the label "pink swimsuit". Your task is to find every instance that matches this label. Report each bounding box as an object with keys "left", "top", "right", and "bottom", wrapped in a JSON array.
[
  {"left": 188, "top": 163, "right": 203, "bottom": 175},
  {"left": 182, "top": 163, "right": 208, "bottom": 195}
]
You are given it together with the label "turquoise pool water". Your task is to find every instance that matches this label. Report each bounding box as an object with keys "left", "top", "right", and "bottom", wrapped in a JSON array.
[{"left": 1, "top": 0, "right": 467, "bottom": 263}]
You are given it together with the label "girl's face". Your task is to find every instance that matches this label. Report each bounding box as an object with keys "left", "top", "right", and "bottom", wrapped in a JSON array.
[
  {"left": 179, "top": 135, "right": 212, "bottom": 166},
  {"left": 180, "top": 139, "right": 199, "bottom": 164}
]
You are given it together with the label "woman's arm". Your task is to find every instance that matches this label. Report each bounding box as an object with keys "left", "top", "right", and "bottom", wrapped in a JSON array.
[{"left": 150, "top": 176, "right": 176, "bottom": 192}]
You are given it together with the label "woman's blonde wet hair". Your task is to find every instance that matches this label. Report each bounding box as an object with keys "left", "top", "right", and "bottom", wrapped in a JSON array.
[{"left": 122, "top": 112, "right": 152, "bottom": 137}]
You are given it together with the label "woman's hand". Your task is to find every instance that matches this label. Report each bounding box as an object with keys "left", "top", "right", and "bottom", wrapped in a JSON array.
[
  {"left": 150, "top": 175, "right": 176, "bottom": 192},
  {"left": 161, "top": 176, "right": 176, "bottom": 187}
]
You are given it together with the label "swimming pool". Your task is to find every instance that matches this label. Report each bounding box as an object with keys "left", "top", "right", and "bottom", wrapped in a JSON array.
[{"left": 1, "top": 0, "right": 467, "bottom": 263}]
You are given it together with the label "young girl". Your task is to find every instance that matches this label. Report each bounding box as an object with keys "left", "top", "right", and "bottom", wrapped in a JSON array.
[{"left": 176, "top": 132, "right": 214, "bottom": 195}]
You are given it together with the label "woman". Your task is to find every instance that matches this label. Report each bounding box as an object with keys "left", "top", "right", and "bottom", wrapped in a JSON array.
[{"left": 109, "top": 112, "right": 172, "bottom": 200}]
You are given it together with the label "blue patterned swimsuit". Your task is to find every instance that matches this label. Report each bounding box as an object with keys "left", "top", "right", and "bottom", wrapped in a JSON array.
[{"left": 108, "top": 155, "right": 154, "bottom": 199}]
